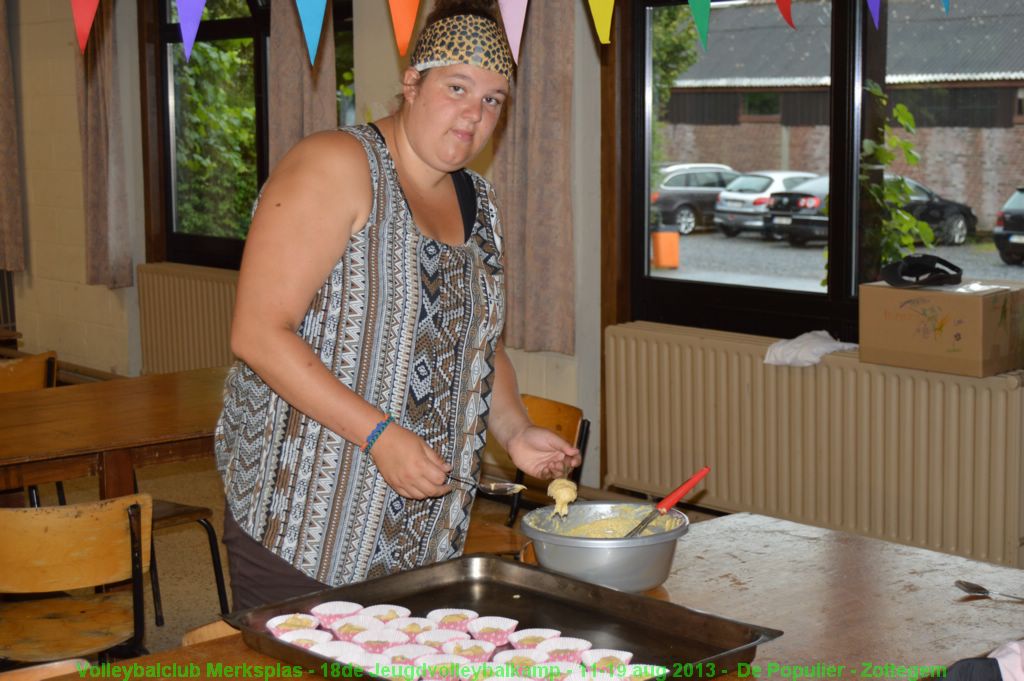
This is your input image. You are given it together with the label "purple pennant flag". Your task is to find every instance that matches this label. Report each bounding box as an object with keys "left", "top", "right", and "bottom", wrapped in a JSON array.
[
  {"left": 866, "top": 0, "right": 881, "bottom": 28},
  {"left": 177, "top": 0, "right": 206, "bottom": 62},
  {"left": 296, "top": 0, "right": 329, "bottom": 66}
]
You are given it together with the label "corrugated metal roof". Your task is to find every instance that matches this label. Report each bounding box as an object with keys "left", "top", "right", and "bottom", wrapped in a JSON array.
[{"left": 672, "top": 0, "right": 1024, "bottom": 88}]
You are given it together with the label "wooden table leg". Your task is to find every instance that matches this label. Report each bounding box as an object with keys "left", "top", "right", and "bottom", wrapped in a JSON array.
[{"left": 99, "top": 448, "right": 136, "bottom": 499}]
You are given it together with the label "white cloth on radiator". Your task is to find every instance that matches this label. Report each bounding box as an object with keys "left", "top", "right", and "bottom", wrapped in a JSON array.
[{"left": 763, "top": 330, "right": 858, "bottom": 367}]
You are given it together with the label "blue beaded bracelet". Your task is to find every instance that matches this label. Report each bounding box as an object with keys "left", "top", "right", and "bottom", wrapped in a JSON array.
[{"left": 364, "top": 415, "right": 394, "bottom": 455}]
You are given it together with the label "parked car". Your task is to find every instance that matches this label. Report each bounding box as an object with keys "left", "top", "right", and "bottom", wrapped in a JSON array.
[
  {"left": 768, "top": 175, "right": 978, "bottom": 246},
  {"left": 993, "top": 188, "right": 1024, "bottom": 265},
  {"left": 651, "top": 164, "right": 739, "bottom": 235},
  {"left": 713, "top": 171, "right": 818, "bottom": 238}
]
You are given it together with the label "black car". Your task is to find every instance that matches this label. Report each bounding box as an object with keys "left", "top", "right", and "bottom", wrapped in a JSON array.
[
  {"left": 994, "top": 188, "right": 1024, "bottom": 265},
  {"left": 651, "top": 164, "right": 739, "bottom": 235},
  {"left": 768, "top": 175, "right": 978, "bottom": 246}
]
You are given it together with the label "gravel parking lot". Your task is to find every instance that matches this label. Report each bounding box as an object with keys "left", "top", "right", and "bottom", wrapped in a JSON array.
[{"left": 652, "top": 230, "right": 1024, "bottom": 291}]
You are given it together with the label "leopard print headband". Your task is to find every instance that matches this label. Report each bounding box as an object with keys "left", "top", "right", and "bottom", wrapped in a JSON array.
[{"left": 410, "top": 14, "right": 515, "bottom": 83}]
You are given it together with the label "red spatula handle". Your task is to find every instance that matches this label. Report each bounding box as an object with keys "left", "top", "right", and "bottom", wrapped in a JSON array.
[{"left": 656, "top": 466, "right": 711, "bottom": 513}]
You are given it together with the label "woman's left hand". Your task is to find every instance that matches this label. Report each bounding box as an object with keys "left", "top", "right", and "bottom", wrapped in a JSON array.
[{"left": 506, "top": 426, "right": 582, "bottom": 479}]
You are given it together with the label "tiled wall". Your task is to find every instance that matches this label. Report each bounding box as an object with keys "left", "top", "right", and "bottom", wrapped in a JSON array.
[{"left": 10, "top": 0, "right": 141, "bottom": 374}]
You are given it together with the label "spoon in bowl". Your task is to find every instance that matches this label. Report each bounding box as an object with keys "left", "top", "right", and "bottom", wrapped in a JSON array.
[
  {"left": 954, "top": 580, "right": 1024, "bottom": 602},
  {"left": 624, "top": 466, "right": 711, "bottom": 538}
]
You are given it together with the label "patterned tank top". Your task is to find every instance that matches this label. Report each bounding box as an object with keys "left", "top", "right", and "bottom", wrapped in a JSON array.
[{"left": 214, "top": 124, "right": 505, "bottom": 585}]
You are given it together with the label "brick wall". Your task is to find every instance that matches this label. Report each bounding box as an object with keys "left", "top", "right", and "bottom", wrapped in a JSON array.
[{"left": 663, "top": 122, "right": 1024, "bottom": 230}]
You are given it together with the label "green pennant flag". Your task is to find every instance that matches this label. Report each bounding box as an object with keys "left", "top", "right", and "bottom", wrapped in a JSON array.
[{"left": 690, "top": 0, "right": 711, "bottom": 50}]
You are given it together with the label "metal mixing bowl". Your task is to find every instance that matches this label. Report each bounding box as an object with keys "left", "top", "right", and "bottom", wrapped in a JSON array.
[{"left": 520, "top": 501, "right": 689, "bottom": 592}]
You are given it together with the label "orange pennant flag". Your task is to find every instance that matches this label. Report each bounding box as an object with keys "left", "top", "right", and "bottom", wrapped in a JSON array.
[
  {"left": 388, "top": 0, "right": 421, "bottom": 57},
  {"left": 587, "top": 0, "right": 615, "bottom": 45},
  {"left": 71, "top": 0, "right": 100, "bottom": 53}
]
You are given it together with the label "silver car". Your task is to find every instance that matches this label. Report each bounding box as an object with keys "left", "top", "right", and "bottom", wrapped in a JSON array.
[{"left": 713, "top": 171, "right": 818, "bottom": 239}]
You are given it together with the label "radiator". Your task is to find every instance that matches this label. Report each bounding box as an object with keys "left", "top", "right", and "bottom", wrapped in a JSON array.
[
  {"left": 138, "top": 263, "right": 237, "bottom": 374},
  {"left": 605, "top": 321, "right": 1024, "bottom": 567}
]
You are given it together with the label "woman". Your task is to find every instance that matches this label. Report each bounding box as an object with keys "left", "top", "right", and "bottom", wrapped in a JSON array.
[{"left": 215, "top": 0, "right": 580, "bottom": 610}]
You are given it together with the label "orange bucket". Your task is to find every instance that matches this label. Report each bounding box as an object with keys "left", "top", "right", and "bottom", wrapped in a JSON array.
[{"left": 651, "top": 231, "right": 679, "bottom": 269}]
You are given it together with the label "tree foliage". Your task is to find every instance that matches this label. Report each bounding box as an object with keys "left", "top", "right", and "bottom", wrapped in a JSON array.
[
  {"left": 172, "top": 38, "right": 257, "bottom": 240},
  {"left": 650, "top": 6, "right": 700, "bottom": 186}
]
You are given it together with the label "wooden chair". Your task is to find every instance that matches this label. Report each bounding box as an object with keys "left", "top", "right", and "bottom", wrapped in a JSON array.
[
  {"left": 132, "top": 473, "right": 229, "bottom": 627},
  {"left": 181, "top": 620, "right": 237, "bottom": 647},
  {"left": 0, "top": 494, "right": 152, "bottom": 665},
  {"left": 0, "top": 352, "right": 63, "bottom": 508},
  {"left": 500, "top": 394, "right": 591, "bottom": 527},
  {"left": 0, "top": 659, "right": 90, "bottom": 680}
]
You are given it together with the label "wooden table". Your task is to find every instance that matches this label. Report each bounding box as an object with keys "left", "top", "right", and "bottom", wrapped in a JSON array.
[
  {"left": 0, "top": 366, "right": 228, "bottom": 499},
  {"left": 46, "top": 512, "right": 1024, "bottom": 679}
]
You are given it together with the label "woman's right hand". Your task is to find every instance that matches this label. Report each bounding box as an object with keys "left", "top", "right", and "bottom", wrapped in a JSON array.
[{"left": 369, "top": 424, "right": 452, "bottom": 499}]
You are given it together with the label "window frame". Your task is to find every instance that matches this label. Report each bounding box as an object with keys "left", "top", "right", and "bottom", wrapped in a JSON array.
[
  {"left": 138, "top": 0, "right": 354, "bottom": 271},
  {"left": 620, "top": 0, "right": 874, "bottom": 341}
]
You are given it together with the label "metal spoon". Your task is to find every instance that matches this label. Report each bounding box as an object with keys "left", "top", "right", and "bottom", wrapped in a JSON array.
[
  {"left": 624, "top": 466, "right": 711, "bottom": 538},
  {"left": 954, "top": 580, "right": 1024, "bottom": 602},
  {"left": 448, "top": 473, "right": 525, "bottom": 496}
]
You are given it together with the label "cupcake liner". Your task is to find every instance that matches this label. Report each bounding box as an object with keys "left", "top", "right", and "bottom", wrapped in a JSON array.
[
  {"left": 565, "top": 671, "right": 618, "bottom": 681},
  {"left": 356, "top": 652, "right": 394, "bottom": 678},
  {"left": 330, "top": 614, "right": 387, "bottom": 641},
  {"left": 353, "top": 628, "right": 411, "bottom": 653},
  {"left": 492, "top": 649, "right": 550, "bottom": 673},
  {"left": 580, "top": 649, "right": 633, "bottom": 675},
  {"left": 376, "top": 663, "right": 422, "bottom": 681},
  {"left": 361, "top": 604, "right": 413, "bottom": 624},
  {"left": 387, "top": 617, "right": 438, "bottom": 637},
  {"left": 310, "top": 601, "right": 363, "bottom": 628},
  {"left": 442, "top": 638, "right": 496, "bottom": 663},
  {"left": 277, "top": 628, "right": 334, "bottom": 649},
  {"left": 426, "top": 608, "right": 479, "bottom": 632},
  {"left": 523, "top": 661, "right": 581, "bottom": 681},
  {"left": 509, "top": 629, "right": 561, "bottom": 650},
  {"left": 625, "top": 664, "right": 670, "bottom": 681},
  {"left": 417, "top": 654, "right": 473, "bottom": 681},
  {"left": 536, "top": 638, "right": 592, "bottom": 664},
  {"left": 387, "top": 644, "right": 441, "bottom": 665},
  {"left": 466, "top": 616, "right": 518, "bottom": 646},
  {"left": 416, "top": 629, "right": 472, "bottom": 650},
  {"left": 309, "top": 640, "right": 365, "bottom": 663},
  {"left": 266, "top": 613, "right": 319, "bottom": 636}
]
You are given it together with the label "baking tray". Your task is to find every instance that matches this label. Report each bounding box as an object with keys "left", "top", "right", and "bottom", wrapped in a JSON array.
[{"left": 227, "top": 554, "right": 782, "bottom": 673}]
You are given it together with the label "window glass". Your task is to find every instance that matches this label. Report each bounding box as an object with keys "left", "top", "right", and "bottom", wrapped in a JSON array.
[
  {"left": 646, "top": 1, "right": 831, "bottom": 293},
  {"left": 870, "top": 0, "right": 1023, "bottom": 280},
  {"left": 167, "top": 38, "right": 257, "bottom": 239},
  {"left": 1004, "top": 191, "right": 1024, "bottom": 211},
  {"left": 728, "top": 175, "right": 772, "bottom": 193}
]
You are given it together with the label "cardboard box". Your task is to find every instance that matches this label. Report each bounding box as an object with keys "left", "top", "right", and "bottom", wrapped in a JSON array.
[{"left": 859, "top": 280, "right": 1024, "bottom": 377}]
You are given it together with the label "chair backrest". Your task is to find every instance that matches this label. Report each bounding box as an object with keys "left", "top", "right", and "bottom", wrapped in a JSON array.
[
  {"left": 520, "top": 394, "right": 590, "bottom": 483},
  {"left": 0, "top": 494, "right": 152, "bottom": 593},
  {"left": 0, "top": 351, "right": 57, "bottom": 394}
]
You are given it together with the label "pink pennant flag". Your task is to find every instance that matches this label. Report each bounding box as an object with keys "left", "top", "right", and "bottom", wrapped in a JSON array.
[
  {"left": 587, "top": 0, "right": 614, "bottom": 45},
  {"left": 690, "top": 0, "right": 711, "bottom": 50},
  {"left": 775, "top": 0, "right": 795, "bottom": 29},
  {"left": 497, "top": 0, "right": 529, "bottom": 64},
  {"left": 177, "top": 0, "right": 207, "bottom": 62},
  {"left": 295, "top": 0, "right": 328, "bottom": 66},
  {"left": 388, "top": 0, "right": 421, "bottom": 57},
  {"left": 71, "top": 0, "right": 100, "bottom": 53},
  {"left": 866, "top": 0, "right": 881, "bottom": 28}
]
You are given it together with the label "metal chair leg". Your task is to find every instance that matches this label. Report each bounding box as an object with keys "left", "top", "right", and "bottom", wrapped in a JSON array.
[
  {"left": 197, "top": 518, "right": 230, "bottom": 615},
  {"left": 149, "top": 540, "right": 165, "bottom": 627}
]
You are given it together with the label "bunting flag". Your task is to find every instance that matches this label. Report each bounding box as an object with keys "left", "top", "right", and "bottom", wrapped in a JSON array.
[
  {"left": 866, "top": 0, "right": 882, "bottom": 28},
  {"left": 177, "top": 0, "right": 207, "bottom": 62},
  {"left": 498, "top": 0, "right": 529, "bottom": 64},
  {"left": 586, "top": 0, "right": 614, "bottom": 45},
  {"left": 942, "top": 0, "right": 950, "bottom": 14},
  {"left": 295, "top": 0, "right": 328, "bottom": 66},
  {"left": 388, "top": 0, "right": 420, "bottom": 57},
  {"left": 775, "top": 0, "right": 795, "bottom": 29},
  {"left": 690, "top": 0, "right": 711, "bottom": 50},
  {"left": 70, "top": 0, "right": 100, "bottom": 53}
]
